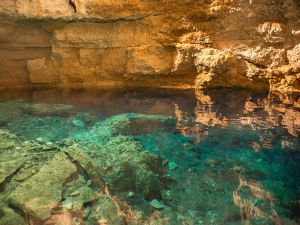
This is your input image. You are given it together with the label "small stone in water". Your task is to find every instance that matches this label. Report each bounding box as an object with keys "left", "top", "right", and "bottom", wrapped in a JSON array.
[
  {"left": 127, "top": 191, "right": 135, "bottom": 198},
  {"left": 72, "top": 119, "right": 85, "bottom": 127},
  {"left": 62, "top": 200, "right": 73, "bottom": 210},
  {"left": 36, "top": 137, "right": 43, "bottom": 143},
  {"left": 168, "top": 161, "right": 178, "bottom": 170},
  {"left": 150, "top": 199, "right": 165, "bottom": 210},
  {"left": 253, "top": 199, "right": 260, "bottom": 206}
]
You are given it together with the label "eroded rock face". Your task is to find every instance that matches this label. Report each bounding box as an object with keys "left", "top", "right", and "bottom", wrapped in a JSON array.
[{"left": 0, "top": 0, "right": 299, "bottom": 92}]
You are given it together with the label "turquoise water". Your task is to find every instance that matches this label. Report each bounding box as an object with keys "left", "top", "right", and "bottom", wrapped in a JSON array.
[{"left": 0, "top": 88, "right": 299, "bottom": 225}]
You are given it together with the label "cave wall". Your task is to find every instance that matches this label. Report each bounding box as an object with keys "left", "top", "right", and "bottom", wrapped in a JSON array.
[{"left": 0, "top": 0, "right": 299, "bottom": 92}]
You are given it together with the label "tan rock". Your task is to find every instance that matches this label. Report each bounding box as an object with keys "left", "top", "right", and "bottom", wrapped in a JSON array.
[
  {"left": 27, "top": 58, "right": 58, "bottom": 83},
  {"left": 194, "top": 48, "right": 256, "bottom": 89},
  {"left": 238, "top": 46, "right": 286, "bottom": 68},
  {"left": 287, "top": 44, "right": 300, "bottom": 66},
  {"left": 0, "top": 0, "right": 299, "bottom": 92},
  {"left": 126, "top": 45, "right": 173, "bottom": 76}
]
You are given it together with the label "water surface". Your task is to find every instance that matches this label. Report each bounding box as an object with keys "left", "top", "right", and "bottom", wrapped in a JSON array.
[{"left": 0, "top": 88, "right": 299, "bottom": 225}]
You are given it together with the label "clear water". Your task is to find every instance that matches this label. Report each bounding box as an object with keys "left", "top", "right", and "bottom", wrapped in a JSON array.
[{"left": 0, "top": 88, "right": 299, "bottom": 225}]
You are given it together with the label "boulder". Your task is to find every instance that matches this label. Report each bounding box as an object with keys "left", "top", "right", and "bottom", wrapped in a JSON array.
[
  {"left": 9, "top": 152, "right": 77, "bottom": 220},
  {"left": 0, "top": 205, "right": 26, "bottom": 225},
  {"left": 0, "top": 160, "right": 23, "bottom": 185},
  {"left": 89, "top": 113, "right": 176, "bottom": 144},
  {"left": 96, "top": 136, "right": 165, "bottom": 199},
  {"left": 64, "top": 145, "right": 104, "bottom": 189},
  {"left": 20, "top": 103, "right": 73, "bottom": 117}
]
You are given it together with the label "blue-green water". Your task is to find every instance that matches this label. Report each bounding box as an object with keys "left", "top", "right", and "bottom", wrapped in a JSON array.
[{"left": 0, "top": 88, "right": 299, "bottom": 225}]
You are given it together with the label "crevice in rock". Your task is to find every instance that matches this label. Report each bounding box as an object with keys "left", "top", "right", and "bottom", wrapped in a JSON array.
[
  {"left": 6, "top": 204, "right": 27, "bottom": 224},
  {"left": 69, "top": 0, "right": 77, "bottom": 13},
  {"left": 0, "top": 164, "right": 24, "bottom": 192},
  {"left": 237, "top": 55, "right": 268, "bottom": 69}
]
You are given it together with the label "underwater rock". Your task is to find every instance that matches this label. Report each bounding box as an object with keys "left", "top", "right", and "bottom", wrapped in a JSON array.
[
  {"left": 0, "top": 159, "right": 23, "bottom": 185},
  {"left": 20, "top": 103, "right": 73, "bottom": 117},
  {"left": 168, "top": 161, "right": 178, "bottom": 170},
  {"left": 62, "top": 185, "right": 98, "bottom": 211},
  {"left": 9, "top": 152, "right": 77, "bottom": 220},
  {"left": 127, "top": 191, "right": 135, "bottom": 198},
  {"left": 0, "top": 205, "right": 26, "bottom": 225},
  {"left": 149, "top": 199, "right": 165, "bottom": 210},
  {"left": 0, "top": 130, "right": 20, "bottom": 150},
  {"left": 87, "top": 196, "right": 127, "bottom": 225},
  {"left": 96, "top": 136, "right": 165, "bottom": 199},
  {"left": 90, "top": 113, "right": 176, "bottom": 144},
  {"left": 64, "top": 145, "right": 104, "bottom": 189},
  {"left": 71, "top": 118, "right": 85, "bottom": 127}
]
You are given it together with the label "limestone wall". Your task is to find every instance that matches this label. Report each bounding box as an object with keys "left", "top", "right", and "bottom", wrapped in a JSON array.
[{"left": 0, "top": 0, "right": 299, "bottom": 92}]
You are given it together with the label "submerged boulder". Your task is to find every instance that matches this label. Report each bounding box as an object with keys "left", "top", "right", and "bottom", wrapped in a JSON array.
[
  {"left": 94, "top": 136, "right": 165, "bottom": 199},
  {"left": 86, "top": 196, "right": 127, "bottom": 225},
  {"left": 0, "top": 205, "right": 26, "bottom": 225},
  {"left": 89, "top": 113, "right": 176, "bottom": 144},
  {"left": 9, "top": 152, "right": 77, "bottom": 220},
  {"left": 64, "top": 145, "right": 104, "bottom": 189},
  {"left": 20, "top": 103, "right": 73, "bottom": 117},
  {"left": 0, "top": 159, "right": 23, "bottom": 185}
]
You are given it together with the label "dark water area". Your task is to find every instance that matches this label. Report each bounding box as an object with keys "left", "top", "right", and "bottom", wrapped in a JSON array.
[{"left": 0, "top": 87, "right": 299, "bottom": 225}]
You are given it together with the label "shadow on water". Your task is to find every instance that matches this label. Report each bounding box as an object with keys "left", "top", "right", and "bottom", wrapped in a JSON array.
[{"left": 0, "top": 87, "right": 299, "bottom": 225}]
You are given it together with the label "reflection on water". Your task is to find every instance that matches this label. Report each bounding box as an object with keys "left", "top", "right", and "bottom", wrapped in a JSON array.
[{"left": 0, "top": 88, "right": 299, "bottom": 225}]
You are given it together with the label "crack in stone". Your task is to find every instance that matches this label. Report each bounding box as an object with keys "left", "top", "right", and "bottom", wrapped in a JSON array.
[{"left": 69, "top": 0, "right": 77, "bottom": 13}]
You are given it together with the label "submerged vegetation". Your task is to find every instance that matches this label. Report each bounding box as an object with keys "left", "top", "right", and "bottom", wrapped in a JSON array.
[{"left": 0, "top": 88, "right": 299, "bottom": 225}]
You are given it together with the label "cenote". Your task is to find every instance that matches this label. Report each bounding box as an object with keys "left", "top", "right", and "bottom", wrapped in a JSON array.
[{"left": 0, "top": 87, "right": 299, "bottom": 225}]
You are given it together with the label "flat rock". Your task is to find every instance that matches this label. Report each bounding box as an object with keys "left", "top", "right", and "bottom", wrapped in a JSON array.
[
  {"left": 20, "top": 103, "right": 73, "bottom": 117},
  {"left": 9, "top": 152, "right": 77, "bottom": 220},
  {"left": 90, "top": 113, "right": 176, "bottom": 144}
]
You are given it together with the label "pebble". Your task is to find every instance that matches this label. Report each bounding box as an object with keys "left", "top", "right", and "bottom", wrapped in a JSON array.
[
  {"left": 168, "top": 161, "right": 178, "bottom": 170},
  {"left": 72, "top": 119, "right": 85, "bottom": 127},
  {"left": 127, "top": 191, "right": 135, "bottom": 198},
  {"left": 150, "top": 199, "right": 165, "bottom": 210},
  {"left": 62, "top": 200, "right": 73, "bottom": 210}
]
